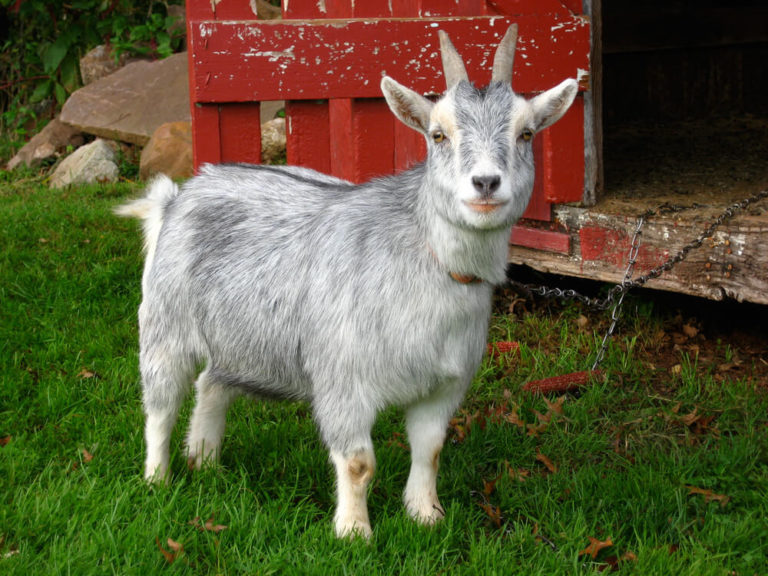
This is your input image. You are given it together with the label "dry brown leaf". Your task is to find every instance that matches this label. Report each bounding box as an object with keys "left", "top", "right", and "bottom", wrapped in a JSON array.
[
  {"left": 535, "top": 450, "right": 557, "bottom": 473},
  {"left": 503, "top": 408, "right": 525, "bottom": 429},
  {"left": 0, "top": 436, "right": 11, "bottom": 447},
  {"left": 478, "top": 502, "right": 502, "bottom": 528},
  {"left": 687, "top": 486, "right": 730, "bottom": 506},
  {"left": 682, "top": 323, "right": 699, "bottom": 338},
  {"left": 82, "top": 449, "right": 94, "bottom": 463},
  {"left": 156, "top": 537, "right": 176, "bottom": 564},
  {"left": 483, "top": 470, "right": 504, "bottom": 496},
  {"left": 575, "top": 314, "right": 590, "bottom": 329},
  {"left": 77, "top": 368, "right": 99, "bottom": 379},
  {"left": 543, "top": 395, "right": 566, "bottom": 416},
  {"left": 166, "top": 538, "right": 184, "bottom": 553},
  {"left": 579, "top": 536, "right": 613, "bottom": 559}
]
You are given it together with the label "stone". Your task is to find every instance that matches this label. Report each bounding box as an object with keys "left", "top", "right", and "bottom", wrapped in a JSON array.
[
  {"left": 261, "top": 117, "right": 286, "bottom": 164},
  {"left": 140, "top": 121, "right": 193, "bottom": 180},
  {"left": 253, "top": 0, "right": 282, "bottom": 20},
  {"left": 80, "top": 45, "right": 130, "bottom": 86},
  {"left": 6, "top": 117, "right": 84, "bottom": 170},
  {"left": 60, "top": 52, "right": 190, "bottom": 146},
  {"left": 49, "top": 139, "right": 119, "bottom": 188}
]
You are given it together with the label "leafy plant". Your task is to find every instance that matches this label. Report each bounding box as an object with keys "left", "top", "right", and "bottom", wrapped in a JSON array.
[{"left": 0, "top": 0, "right": 185, "bottom": 159}]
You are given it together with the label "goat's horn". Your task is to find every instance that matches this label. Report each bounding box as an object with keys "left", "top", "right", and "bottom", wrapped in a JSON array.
[
  {"left": 438, "top": 30, "right": 469, "bottom": 89},
  {"left": 491, "top": 24, "right": 518, "bottom": 85}
]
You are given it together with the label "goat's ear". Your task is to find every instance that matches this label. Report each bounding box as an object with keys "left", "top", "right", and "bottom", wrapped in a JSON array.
[
  {"left": 530, "top": 78, "right": 578, "bottom": 132},
  {"left": 381, "top": 76, "right": 433, "bottom": 135}
]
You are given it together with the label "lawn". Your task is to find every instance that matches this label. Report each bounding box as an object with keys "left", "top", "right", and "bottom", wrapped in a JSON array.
[{"left": 1, "top": 173, "right": 767, "bottom": 575}]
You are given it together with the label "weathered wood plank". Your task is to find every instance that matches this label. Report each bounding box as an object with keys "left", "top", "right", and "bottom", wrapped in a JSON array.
[
  {"left": 508, "top": 202, "right": 768, "bottom": 304},
  {"left": 188, "top": 16, "right": 590, "bottom": 102}
]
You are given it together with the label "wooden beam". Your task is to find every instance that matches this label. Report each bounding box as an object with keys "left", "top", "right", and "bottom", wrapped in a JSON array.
[{"left": 188, "top": 16, "right": 590, "bottom": 102}]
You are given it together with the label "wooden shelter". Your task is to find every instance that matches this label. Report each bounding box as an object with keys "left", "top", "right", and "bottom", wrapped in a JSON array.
[{"left": 185, "top": 0, "right": 768, "bottom": 304}]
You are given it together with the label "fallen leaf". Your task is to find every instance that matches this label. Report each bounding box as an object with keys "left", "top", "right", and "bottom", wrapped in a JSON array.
[
  {"left": 483, "top": 470, "right": 504, "bottom": 496},
  {"left": 77, "top": 368, "right": 100, "bottom": 379},
  {"left": 506, "top": 464, "right": 530, "bottom": 482},
  {"left": 82, "top": 449, "right": 94, "bottom": 463},
  {"left": 682, "top": 323, "right": 699, "bottom": 338},
  {"left": 190, "top": 514, "right": 228, "bottom": 533},
  {"left": 543, "top": 395, "right": 566, "bottom": 415},
  {"left": 156, "top": 537, "right": 176, "bottom": 564},
  {"left": 166, "top": 538, "right": 184, "bottom": 553},
  {"left": 535, "top": 449, "right": 557, "bottom": 473},
  {"left": 670, "top": 364, "right": 682, "bottom": 376},
  {"left": 687, "top": 486, "right": 730, "bottom": 506},
  {"left": 0, "top": 436, "right": 10, "bottom": 447},
  {"left": 579, "top": 536, "right": 613, "bottom": 559},
  {"left": 575, "top": 314, "right": 590, "bottom": 329},
  {"left": 503, "top": 408, "right": 525, "bottom": 429},
  {"left": 478, "top": 502, "right": 503, "bottom": 528}
]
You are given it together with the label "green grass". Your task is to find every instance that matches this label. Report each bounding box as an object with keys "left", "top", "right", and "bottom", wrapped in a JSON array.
[{"left": 1, "top": 175, "right": 767, "bottom": 575}]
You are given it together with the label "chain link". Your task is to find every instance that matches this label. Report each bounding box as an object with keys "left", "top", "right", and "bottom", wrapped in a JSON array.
[{"left": 507, "top": 190, "right": 768, "bottom": 369}]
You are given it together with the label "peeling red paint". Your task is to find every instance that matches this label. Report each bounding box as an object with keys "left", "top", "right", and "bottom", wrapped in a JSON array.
[{"left": 580, "top": 226, "right": 668, "bottom": 269}]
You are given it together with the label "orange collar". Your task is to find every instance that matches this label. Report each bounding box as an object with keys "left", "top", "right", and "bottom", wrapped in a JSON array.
[
  {"left": 449, "top": 272, "right": 483, "bottom": 284},
  {"left": 427, "top": 243, "right": 484, "bottom": 284}
]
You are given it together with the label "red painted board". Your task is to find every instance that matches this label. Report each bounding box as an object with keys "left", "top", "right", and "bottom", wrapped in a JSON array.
[
  {"left": 191, "top": 104, "right": 222, "bottom": 169},
  {"left": 510, "top": 225, "right": 570, "bottom": 253},
  {"left": 330, "top": 98, "right": 396, "bottom": 182},
  {"left": 188, "top": 16, "right": 590, "bottom": 103},
  {"left": 521, "top": 132, "right": 550, "bottom": 220},
  {"left": 542, "top": 95, "right": 584, "bottom": 204},
  {"left": 580, "top": 226, "right": 668, "bottom": 270},
  {"left": 188, "top": 0, "right": 258, "bottom": 22},
  {"left": 285, "top": 100, "right": 332, "bottom": 174},
  {"left": 218, "top": 103, "right": 262, "bottom": 164},
  {"left": 394, "top": 121, "right": 427, "bottom": 173}
]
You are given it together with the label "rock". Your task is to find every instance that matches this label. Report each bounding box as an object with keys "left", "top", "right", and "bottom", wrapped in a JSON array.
[
  {"left": 254, "top": 0, "right": 282, "bottom": 20},
  {"left": 261, "top": 117, "right": 286, "bottom": 164},
  {"left": 80, "top": 45, "right": 130, "bottom": 86},
  {"left": 140, "top": 121, "right": 193, "bottom": 180},
  {"left": 49, "top": 139, "right": 119, "bottom": 188},
  {"left": 60, "top": 53, "right": 190, "bottom": 146},
  {"left": 6, "top": 117, "right": 84, "bottom": 170}
]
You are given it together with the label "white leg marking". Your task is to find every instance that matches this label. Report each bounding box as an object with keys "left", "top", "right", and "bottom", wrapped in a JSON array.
[
  {"left": 144, "top": 408, "right": 178, "bottom": 483},
  {"left": 331, "top": 449, "right": 376, "bottom": 539},
  {"left": 185, "top": 370, "right": 239, "bottom": 469},
  {"left": 404, "top": 399, "right": 454, "bottom": 525}
]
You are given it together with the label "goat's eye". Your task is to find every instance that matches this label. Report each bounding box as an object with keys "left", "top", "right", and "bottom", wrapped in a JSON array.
[
  {"left": 520, "top": 129, "right": 534, "bottom": 142},
  {"left": 432, "top": 131, "right": 446, "bottom": 144}
]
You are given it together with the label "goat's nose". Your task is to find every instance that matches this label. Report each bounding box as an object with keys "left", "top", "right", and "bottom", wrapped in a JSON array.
[{"left": 471, "top": 175, "right": 501, "bottom": 197}]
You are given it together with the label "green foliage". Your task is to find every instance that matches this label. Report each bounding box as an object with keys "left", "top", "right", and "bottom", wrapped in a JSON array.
[{"left": 0, "top": 0, "right": 185, "bottom": 158}]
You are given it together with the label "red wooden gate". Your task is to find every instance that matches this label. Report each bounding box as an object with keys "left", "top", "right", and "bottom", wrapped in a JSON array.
[{"left": 186, "top": 0, "right": 590, "bottom": 249}]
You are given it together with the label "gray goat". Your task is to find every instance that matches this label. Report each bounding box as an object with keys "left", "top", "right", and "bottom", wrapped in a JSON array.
[{"left": 117, "top": 24, "right": 577, "bottom": 538}]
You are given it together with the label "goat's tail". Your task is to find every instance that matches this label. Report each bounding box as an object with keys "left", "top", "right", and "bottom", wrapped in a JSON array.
[{"left": 114, "top": 174, "right": 180, "bottom": 270}]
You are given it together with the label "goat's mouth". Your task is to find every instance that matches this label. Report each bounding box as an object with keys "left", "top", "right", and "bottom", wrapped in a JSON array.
[{"left": 463, "top": 200, "right": 508, "bottom": 214}]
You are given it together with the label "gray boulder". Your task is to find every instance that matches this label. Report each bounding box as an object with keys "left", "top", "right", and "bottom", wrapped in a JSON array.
[
  {"left": 6, "top": 117, "right": 84, "bottom": 170},
  {"left": 60, "top": 53, "right": 190, "bottom": 146},
  {"left": 49, "top": 139, "right": 119, "bottom": 188}
]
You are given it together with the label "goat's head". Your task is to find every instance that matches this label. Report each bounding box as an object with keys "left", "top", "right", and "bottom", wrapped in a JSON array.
[{"left": 381, "top": 24, "right": 578, "bottom": 230}]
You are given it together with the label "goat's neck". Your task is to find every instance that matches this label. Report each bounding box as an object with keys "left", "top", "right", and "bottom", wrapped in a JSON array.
[{"left": 419, "top": 192, "right": 511, "bottom": 286}]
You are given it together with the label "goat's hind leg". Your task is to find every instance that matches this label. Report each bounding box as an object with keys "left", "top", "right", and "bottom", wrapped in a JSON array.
[
  {"left": 186, "top": 368, "right": 240, "bottom": 469},
  {"left": 141, "top": 353, "right": 196, "bottom": 483}
]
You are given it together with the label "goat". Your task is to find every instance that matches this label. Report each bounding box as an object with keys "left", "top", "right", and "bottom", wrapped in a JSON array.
[{"left": 116, "top": 24, "right": 577, "bottom": 538}]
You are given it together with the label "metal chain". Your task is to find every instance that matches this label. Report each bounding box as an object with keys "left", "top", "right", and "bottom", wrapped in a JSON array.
[
  {"left": 507, "top": 189, "right": 768, "bottom": 369},
  {"left": 591, "top": 216, "right": 643, "bottom": 369}
]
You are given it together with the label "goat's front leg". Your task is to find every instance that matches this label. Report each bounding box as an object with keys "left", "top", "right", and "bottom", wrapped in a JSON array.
[
  {"left": 403, "top": 390, "right": 463, "bottom": 524},
  {"left": 330, "top": 446, "right": 376, "bottom": 539},
  {"left": 318, "top": 399, "right": 377, "bottom": 539}
]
